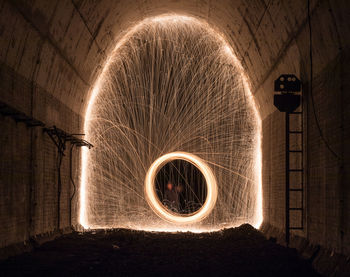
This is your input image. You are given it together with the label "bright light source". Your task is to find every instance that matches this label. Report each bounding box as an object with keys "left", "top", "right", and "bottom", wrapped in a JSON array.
[
  {"left": 80, "top": 14, "right": 263, "bottom": 232},
  {"left": 144, "top": 152, "right": 217, "bottom": 224}
]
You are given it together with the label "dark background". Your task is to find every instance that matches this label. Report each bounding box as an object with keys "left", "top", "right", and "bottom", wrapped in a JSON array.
[{"left": 155, "top": 159, "right": 207, "bottom": 214}]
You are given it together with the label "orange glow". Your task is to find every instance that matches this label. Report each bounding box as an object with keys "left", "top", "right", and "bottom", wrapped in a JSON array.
[
  {"left": 144, "top": 152, "right": 218, "bottom": 224},
  {"left": 80, "top": 14, "right": 263, "bottom": 231}
]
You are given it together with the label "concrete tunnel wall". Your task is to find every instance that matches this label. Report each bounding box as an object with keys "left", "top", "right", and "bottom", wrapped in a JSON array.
[{"left": 0, "top": 0, "right": 349, "bottom": 268}]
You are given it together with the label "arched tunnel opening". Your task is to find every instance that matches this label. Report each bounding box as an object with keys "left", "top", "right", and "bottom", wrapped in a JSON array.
[
  {"left": 80, "top": 16, "right": 262, "bottom": 231},
  {"left": 0, "top": 1, "right": 349, "bottom": 275}
]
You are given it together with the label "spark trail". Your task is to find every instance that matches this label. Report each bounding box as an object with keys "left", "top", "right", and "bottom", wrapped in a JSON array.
[{"left": 81, "top": 15, "right": 262, "bottom": 232}]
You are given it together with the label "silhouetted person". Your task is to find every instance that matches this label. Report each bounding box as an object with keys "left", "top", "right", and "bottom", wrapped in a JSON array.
[
  {"left": 176, "top": 184, "right": 184, "bottom": 212},
  {"left": 164, "top": 181, "right": 179, "bottom": 211}
]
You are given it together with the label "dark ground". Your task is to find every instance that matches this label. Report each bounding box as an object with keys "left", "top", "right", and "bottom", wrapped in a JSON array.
[{"left": 1, "top": 224, "right": 319, "bottom": 276}]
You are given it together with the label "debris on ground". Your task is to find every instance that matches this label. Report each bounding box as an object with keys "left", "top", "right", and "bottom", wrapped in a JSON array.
[{"left": 0, "top": 224, "right": 319, "bottom": 276}]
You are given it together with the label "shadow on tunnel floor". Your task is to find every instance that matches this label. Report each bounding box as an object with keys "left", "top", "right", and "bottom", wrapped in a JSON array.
[{"left": 0, "top": 224, "right": 320, "bottom": 276}]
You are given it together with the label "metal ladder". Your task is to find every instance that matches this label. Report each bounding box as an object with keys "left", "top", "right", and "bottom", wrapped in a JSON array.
[{"left": 285, "top": 106, "right": 304, "bottom": 246}]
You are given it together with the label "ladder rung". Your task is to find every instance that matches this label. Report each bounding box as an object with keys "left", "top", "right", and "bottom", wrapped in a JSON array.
[
  {"left": 289, "top": 169, "right": 303, "bottom": 172},
  {"left": 289, "top": 131, "right": 302, "bottom": 134},
  {"left": 289, "top": 208, "right": 303, "bottom": 211},
  {"left": 290, "top": 188, "right": 303, "bottom": 192},
  {"left": 290, "top": 227, "right": 303, "bottom": 230},
  {"left": 289, "top": 150, "right": 302, "bottom": 153}
]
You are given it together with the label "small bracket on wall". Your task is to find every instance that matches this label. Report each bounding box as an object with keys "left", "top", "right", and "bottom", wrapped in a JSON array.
[
  {"left": 0, "top": 100, "right": 44, "bottom": 127},
  {"left": 44, "top": 126, "right": 93, "bottom": 150},
  {"left": 43, "top": 126, "right": 93, "bottom": 231}
]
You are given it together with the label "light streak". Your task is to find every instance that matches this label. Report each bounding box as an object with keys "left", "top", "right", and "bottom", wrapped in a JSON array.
[
  {"left": 144, "top": 152, "right": 217, "bottom": 223},
  {"left": 80, "top": 14, "right": 263, "bottom": 231}
]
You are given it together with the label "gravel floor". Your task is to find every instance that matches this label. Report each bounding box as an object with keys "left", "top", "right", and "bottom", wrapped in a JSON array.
[{"left": 1, "top": 224, "right": 319, "bottom": 276}]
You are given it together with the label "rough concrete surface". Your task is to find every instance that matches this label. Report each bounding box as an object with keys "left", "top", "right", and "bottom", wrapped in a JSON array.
[
  {"left": 0, "top": 0, "right": 349, "bottom": 274},
  {"left": 0, "top": 224, "right": 319, "bottom": 277}
]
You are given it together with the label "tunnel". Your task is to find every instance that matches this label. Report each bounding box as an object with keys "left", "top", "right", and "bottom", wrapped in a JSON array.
[{"left": 0, "top": 0, "right": 349, "bottom": 275}]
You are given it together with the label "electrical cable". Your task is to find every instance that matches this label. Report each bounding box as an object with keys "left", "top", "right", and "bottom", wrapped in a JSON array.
[
  {"left": 69, "top": 144, "right": 77, "bottom": 229},
  {"left": 56, "top": 129, "right": 65, "bottom": 231},
  {"left": 307, "top": 0, "right": 340, "bottom": 160}
]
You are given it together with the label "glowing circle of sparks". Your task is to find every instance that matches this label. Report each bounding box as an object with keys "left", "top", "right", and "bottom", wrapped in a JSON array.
[{"left": 144, "top": 152, "right": 218, "bottom": 224}]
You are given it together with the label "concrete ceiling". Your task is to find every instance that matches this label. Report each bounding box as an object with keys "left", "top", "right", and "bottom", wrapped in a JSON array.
[{"left": 0, "top": 0, "right": 347, "bottom": 129}]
